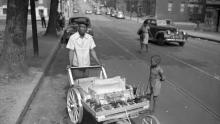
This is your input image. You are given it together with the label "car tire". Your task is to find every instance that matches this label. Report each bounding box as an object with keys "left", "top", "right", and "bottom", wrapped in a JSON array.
[
  {"left": 179, "top": 42, "right": 185, "bottom": 47},
  {"left": 158, "top": 37, "right": 165, "bottom": 46}
]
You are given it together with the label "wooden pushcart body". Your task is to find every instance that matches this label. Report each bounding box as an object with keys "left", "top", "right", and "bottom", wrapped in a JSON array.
[{"left": 66, "top": 66, "right": 152, "bottom": 124}]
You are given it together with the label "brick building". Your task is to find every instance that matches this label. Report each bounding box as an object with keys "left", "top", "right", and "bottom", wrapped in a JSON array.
[
  {"left": 205, "top": 0, "right": 220, "bottom": 32},
  {"left": 105, "top": 0, "right": 207, "bottom": 22},
  {"left": 154, "top": 0, "right": 190, "bottom": 21}
]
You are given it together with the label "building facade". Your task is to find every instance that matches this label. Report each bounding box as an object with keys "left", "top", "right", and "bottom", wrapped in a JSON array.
[
  {"left": 155, "top": 0, "right": 190, "bottom": 21},
  {"left": 205, "top": 0, "right": 220, "bottom": 32},
  {"left": 105, "top": 0, "right": 207, "bottom": 22},
  {"left": 0, "top": 0, "right": 50, "bottom": 20}
]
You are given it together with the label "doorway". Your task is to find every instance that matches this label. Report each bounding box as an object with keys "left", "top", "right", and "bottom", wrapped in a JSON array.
[{"left": 216, "top": 10, "right": 220, "bottom": 32}]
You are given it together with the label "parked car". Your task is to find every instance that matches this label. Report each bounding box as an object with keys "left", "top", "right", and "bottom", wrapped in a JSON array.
[
  {"left": 115, "top": 11, "right": 125, "bottom": 19},
  {"left": 106, "top": 8, "right": 111, "bottom": 15},
  {"left": 95, "top": 9, "right": 102, "bottom": 15},
  {"left": 85, "top": 10, "right": 93, "bottom": 14},
  {"left": 138, "top": 18, "right": 187, "bottom": 46},
  {"left": 61, "top": 17, "right": 94, "bottom": 44},
  {"left": 110, "top": 10, "right": 117, "bottom": 17},
  {"left": 73, "top": 9, "right": 79, "bottom": 13}
]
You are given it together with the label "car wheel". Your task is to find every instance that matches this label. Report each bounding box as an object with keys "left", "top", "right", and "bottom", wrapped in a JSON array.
[
  {"left": 158, "top": 37, "right": 165, "bottom": 46},
  {"left": 179, "top": 42, "right": 185, "bottom": 46}
]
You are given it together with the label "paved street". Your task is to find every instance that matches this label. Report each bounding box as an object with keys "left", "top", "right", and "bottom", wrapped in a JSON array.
[{"left": 21, "top": 1, "right": 220, "bottom": 124}]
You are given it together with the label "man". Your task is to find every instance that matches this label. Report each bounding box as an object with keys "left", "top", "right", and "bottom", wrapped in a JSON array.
[
  {"left": 40, "top": 12, "right": 46, "bottom": 28},
  {"left": 66, "top": 21, "right": 101, "bottom": 78},
  {"left": 57, "top": 12, "right": 65, "bottom": 30}
]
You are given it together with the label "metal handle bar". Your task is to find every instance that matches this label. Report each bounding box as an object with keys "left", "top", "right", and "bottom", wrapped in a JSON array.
[
  {"left": 67, "top": 65, "right": 103, "bottom": 69},
  {"left": 67, "top": 65, "right": 107, "bottom": 86}
]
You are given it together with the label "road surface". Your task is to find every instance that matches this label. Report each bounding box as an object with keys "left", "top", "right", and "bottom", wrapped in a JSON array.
[{"left": 21, "top": 1, "right": 220, "bottom": 124}]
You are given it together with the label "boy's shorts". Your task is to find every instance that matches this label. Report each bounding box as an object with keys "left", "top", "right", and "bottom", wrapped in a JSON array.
[{"left": 147, "top": 80, "right": 161, "bottom": 97}]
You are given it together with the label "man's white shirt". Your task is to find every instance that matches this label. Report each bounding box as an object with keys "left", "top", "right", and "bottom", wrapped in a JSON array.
[{"left": 66, "top": 32, "right": 96, "bottom": 67}]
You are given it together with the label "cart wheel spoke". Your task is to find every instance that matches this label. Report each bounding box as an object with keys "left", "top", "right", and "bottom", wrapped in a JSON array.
[{"left": 67, "top": 88, "right": 83, "bottom": 124}]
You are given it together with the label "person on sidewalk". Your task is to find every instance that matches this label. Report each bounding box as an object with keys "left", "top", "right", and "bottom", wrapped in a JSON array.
[
  {"left": 137, "top": 20, "right": 150, "bottom": 53},
  {"left": 66, "top": 21, "right": 101, "bottom": 78},
  {"left": 146, "top": 55, "right": 165, "bottom": 114},
  {"left": 40, "top": 12, "right": 46, "bottom": 28}
]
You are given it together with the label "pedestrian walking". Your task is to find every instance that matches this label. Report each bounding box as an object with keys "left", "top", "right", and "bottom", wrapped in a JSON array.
[
  {"left": 40, "top": 12, "right": 46, "bottom": 28},
  {"left": 137, "top": 20, "right": 150, "bottom": 53},
  {"left": 66, "top": 21, "right": 101, "bottom": 79},
  {"left": 146, "top": 55, "right": 165, "bottom": 114},
  {"left": 57, "top": 12, "right": 65, "bottom": 30}
]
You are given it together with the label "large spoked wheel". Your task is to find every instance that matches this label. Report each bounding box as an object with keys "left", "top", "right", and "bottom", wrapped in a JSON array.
[
  {"left": 67, "top": 87, "right": 83, "bottom": 124},
  {"left": 142, "top": 115, "right": 160, "bottom": 124}
]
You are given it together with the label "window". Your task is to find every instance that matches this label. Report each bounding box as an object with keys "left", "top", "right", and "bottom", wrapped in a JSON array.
[
  {"left": 3, "top": 8, "right": 7, "bottom": 14},
  {"left": 39, "top": 0, "right": 43, "bottom": 4},
  {"left": 180, "top": 3, "right": 185, "bottom": 12},
  {"left": 168, "top": 2, "right": 173, "bottom": 12},
  {"left": 198, "top": 6, "right": 203, "bottom": 14}
]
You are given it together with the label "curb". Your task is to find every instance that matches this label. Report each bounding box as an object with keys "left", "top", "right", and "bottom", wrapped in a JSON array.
[
  {"left": 187, "top": 34, "right": 220, "bottom": 43},
  {"left": 15, "top": 37, "right": 61, "bottom": 124}
]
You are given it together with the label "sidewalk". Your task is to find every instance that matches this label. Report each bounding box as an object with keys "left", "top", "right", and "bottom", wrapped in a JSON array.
[
  {"left": 124, "top": 15, "right": 220, "bottom": 43},
  {"left": 183, "top": 30, "right": 220, "bottom": 43},
  {"left": 0, "top": 28, "right": 61, "bottom": 124}
]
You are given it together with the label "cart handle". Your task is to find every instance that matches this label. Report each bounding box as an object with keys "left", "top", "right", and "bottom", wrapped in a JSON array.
[{"left": 67, "top": 65, "right": 108, "bottom": 85}]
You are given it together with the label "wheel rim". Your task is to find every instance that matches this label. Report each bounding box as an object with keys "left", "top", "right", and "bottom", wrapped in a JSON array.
[
  {"left": 158, "top": 37, "right": 165, "bottom": 45},
  {"left": 67, "top": 88, "right": 83, "bottom": 123},
  {"left": 142, "top": 115, "right": 160, "bottom": 124}
]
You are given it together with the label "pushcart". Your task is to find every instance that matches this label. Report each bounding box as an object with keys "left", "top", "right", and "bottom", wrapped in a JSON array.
[{"left": 66, "top": 65, "right": 159, "bottom": 124}]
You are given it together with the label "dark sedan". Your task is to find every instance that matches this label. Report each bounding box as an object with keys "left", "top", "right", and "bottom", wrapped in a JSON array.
[
  {"left": 60, "top": 17, "right": 94, "bottom": 44},
  {"left": 138, "top": 18, "right": 187, "bottom": 46}
]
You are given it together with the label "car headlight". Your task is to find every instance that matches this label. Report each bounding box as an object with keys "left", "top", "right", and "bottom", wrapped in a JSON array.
[
  {"left": 166, "top": 30, "right": 171, "bottom": 35},
  {"left": 182, "top": 31, "right": 187, "bottom": 35}
]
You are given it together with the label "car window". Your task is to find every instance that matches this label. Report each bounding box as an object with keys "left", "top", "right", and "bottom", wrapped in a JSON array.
[
  {"left": 157, "top": 20, "right": 167, "bottom": 26},
  {"left": 145, "top": 19, "right": 156, "bottom": 26}
]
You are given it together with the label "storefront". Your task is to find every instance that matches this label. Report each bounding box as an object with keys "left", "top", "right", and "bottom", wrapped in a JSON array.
[{"left": 205, "top": 0, "right": 220, "bottom": 32}]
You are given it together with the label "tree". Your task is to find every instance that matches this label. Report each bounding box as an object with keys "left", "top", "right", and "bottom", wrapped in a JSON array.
[
  {"left": 45, "top": 0, "right": 59, "bottom": 36},
  {"left": 30, "top": 0, "right": 39, "bottom": 56},
  {"left": 0, "top": 0, "right": 29, "bottom": 79}
]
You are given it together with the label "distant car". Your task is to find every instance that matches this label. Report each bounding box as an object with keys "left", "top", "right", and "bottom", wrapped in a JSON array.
[
  {"left": 106, "top": 9, "right": 111, "bottom": 15},
  {"left": 138, "top": 18, "right": 187, "bottom": 46},
  {"left": 110, "top": 10, "right": 117, "bottom": 17},
  {"left": 116, "top": 11, "right": 125, "bottom": 19},
  {"left": 61, "top": 17, "right": 94, "bottom": 44},
  {"left": 85, "top": 10, "right": 93, "bottom": 14},
  {"left": 95, "top": 9, "right": 102, "bottom": 15},
  {"left": 73, "top": 9, "right": 79, "bottom": 13}
]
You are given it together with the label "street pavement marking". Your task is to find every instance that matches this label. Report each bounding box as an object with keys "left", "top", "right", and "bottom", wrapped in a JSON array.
[
  {"left": 95, "top": 26, "right": 220, "bottom": 120},
  {"left": 166, "top": 78, "right": 220, "bottom": 120}
]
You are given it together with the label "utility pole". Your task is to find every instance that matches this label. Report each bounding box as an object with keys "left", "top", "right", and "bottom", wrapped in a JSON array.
[{"left": 30, "top": 0, "right": 39, "bottom": 56}]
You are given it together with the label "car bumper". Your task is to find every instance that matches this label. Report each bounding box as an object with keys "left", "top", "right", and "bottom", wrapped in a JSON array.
[
  {"left": 165, "top": 38, "right": 186, "bottom": 43},
  {"left": 116, "top": 16, "right": 125, "bottom": 19}
]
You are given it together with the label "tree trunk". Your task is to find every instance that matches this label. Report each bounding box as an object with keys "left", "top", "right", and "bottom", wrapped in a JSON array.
[
  {"left": 0, "top": 0, "right": 29, "bottom": 78},
  {"left": 45, "top": 0, "right": 59, "bottom": 36},
  {"left": 30, "top": 0, "right": 39, "bottom": 56}
]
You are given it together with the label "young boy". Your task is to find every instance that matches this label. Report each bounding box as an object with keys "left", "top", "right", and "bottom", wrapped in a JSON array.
[{"left": 146, "top": 55, "right": 165, "bottom": 114}]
